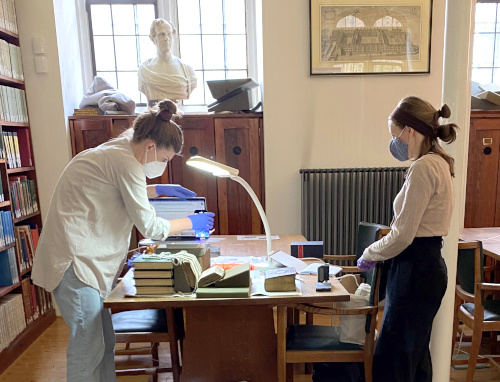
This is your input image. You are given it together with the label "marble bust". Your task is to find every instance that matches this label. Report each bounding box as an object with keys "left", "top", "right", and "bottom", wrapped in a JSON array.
[{"left": 138, "top": 19, "right": 197, "bottom": 103}]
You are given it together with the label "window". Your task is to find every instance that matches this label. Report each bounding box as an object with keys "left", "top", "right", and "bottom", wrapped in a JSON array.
[
  {"left": 87, "top": 0, "right": 157, "bottom": 105},
  {"left": 472, "top": 1, "right": 500, "bottom": 85},
  {"left": 175, "top": 0, "right": 249, "bottom": 106},
  {"left": 85, "top": 0, "right": 254, "bottom": 108}
]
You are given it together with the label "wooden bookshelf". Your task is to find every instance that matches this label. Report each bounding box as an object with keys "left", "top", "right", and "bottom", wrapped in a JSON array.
[
  {"left": 0, "top": 0, "right": 54, "bottom": 374},
  {"left": 0, "top": 310, "right": 56, "bottom": 375}
]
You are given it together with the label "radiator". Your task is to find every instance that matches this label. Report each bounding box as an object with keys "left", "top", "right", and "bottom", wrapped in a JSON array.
[{"left": 300, "top": 167, "right": 407, "bottom": 256}]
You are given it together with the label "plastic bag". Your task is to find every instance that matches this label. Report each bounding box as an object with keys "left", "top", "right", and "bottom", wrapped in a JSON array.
[{"left": 339, "top": 283, "right": 371, "bottom": 345}]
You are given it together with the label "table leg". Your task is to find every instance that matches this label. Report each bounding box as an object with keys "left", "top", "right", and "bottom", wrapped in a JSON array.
[
  {"left": 277, "top": 305, "right": 287, "bottom": 382},
  {"left": 166, "top": 308, "right": 181, "bottom": 382},
  {"left": 181, "top": 305, "right": 277, "bottom": 382}
]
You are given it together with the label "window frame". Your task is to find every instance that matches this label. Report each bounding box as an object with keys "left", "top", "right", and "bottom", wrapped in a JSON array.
[{"left": 86, "top": 0, "right": 158, "bottom": 106}]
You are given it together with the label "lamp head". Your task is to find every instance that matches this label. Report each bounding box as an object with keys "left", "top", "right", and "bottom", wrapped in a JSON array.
[{"left": 186, "top": 156, "right": 239, "bottom": 177}]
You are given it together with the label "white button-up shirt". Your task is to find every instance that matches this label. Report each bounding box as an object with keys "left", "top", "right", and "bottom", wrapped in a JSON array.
[{"left": 31, "top": 137, "right": 170, "bottom": 298}]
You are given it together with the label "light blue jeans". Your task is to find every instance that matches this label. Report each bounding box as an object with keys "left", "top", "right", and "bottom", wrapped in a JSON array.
[{"left": 52, "top": 264, "right": 116, "bottom": 382}]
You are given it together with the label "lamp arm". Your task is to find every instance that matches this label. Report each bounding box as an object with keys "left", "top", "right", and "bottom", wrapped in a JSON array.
[{"left": 229, "top": 175, "right": 272, "bottom": 257}]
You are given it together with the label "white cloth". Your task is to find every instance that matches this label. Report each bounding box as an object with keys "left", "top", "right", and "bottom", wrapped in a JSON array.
[
  {"left": 31, "top": 137, "right": 171, "bottom": 298},
  {"left": 362, "top": 154, "right": 454, "bottom": 262},
  {"left": 138, "top": 57, "right": 197, "bottom": 101},
  {"left": 80, "top": 76, "right": 136, "bottom": 115}
]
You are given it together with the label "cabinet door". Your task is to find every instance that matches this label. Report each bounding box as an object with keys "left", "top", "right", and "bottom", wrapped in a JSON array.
[
  {"left": 464, "top": 116, "right": 500, "bottom": 227},
  {"left": 70, "top": 119, "right": 113, "bottom": 156},
  {"left": 215, "top": 117, "right": 263, "bottom": 235},
  {"left": 169, "top": 116, "right": 219, "bottom": 232}
]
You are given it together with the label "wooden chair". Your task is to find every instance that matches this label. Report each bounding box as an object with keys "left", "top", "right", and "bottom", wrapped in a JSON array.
[
  {"left": 452, "top": 241, "right": 500, "bottom": 382},
  {"left": 112, "top": 308, "right": 184, "bottom": 382},
  {"left": 324, "top": 221, "right": 390, "bottom": 273}
]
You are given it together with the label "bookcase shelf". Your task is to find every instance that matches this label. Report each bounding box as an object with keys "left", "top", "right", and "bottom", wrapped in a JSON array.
[
  {"left": 20, "top": 266, "right": 31, "bottom": 277},
  {"left": 7, "top": 166, "right": 34, "bottom": 174},
  {"left": 0, "top": 25, "right": 18, "bottom": 44},
  {"left": 0, "top": 73, "right": 23, "bottom": 88},
  {"left": 0, "top": 200, "right": 10, "bottom": 207},
  {"left": 0, "top": 280, "right": 19, "bottom": 298},
  {"left": 0, "top": 309, "right": 56, "bottom": 375},
  {"left": 12, "top": 210, "right": 40, "bottom": 224},
  {"left": 0, "top": 120, "right": 28, "bottom": 128}
]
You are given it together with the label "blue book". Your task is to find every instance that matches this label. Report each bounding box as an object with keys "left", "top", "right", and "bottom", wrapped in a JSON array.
[
  {"left": 0, "top": 249, "right": 14, "bottom": 285},
  {"left": 1, "top": 211, "right": 8, "bottom": 244}
]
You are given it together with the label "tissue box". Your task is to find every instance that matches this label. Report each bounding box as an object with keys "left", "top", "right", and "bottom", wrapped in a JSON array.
[{"left": 290, "top": 241, "right": 324, "bottom": 259}]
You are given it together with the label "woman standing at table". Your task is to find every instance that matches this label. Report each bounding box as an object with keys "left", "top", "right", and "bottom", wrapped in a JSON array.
[
  {"left": 31, "top": 100, "right": 215, "bottom": 382},
  {"left": 357, "top": 96, "right": 457, "bottom": 382}
]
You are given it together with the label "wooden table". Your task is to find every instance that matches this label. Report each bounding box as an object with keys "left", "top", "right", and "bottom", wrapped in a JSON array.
[
  {"left": 460, "top": 227, "right": 500, "bottom": 260},
  {"left": 104, "top": 235, "right": 350, "bottom": 382}
]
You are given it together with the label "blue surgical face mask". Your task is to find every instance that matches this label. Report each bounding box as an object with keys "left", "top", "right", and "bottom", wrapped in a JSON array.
[{"left": 389, "top": 128, "right": 409, "bottom": 162}]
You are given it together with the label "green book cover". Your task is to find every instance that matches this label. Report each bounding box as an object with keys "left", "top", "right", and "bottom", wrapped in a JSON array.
[
  {"left": 132, "top": 253, "right": 174, "bottom": 270},
  {"left": 196, "top": 287, "right": 250, "bottom": 298},
  {"left": 214, "top": 262, "right": 250, "bottom": 288}
]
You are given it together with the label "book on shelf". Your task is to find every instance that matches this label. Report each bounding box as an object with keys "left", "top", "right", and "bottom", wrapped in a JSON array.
[
  {"left": 74, "top": 108, "right": 100, "bottom": 116},
  {"left": 134, "top": 278, "right": 174, "bottom": 287},
  {"left": 0, "top": 246, "right": 18, "bottom": 285},
  {"left": 0, "top": 294, "right": 26, "bottom": 353},
  {"left": 12, "top": 131, "right": 20, "bottom": 167},
  {"left": 16, "top": 128, "right": 32, "bottom": 167},
  {"left": 20, "top": 278, "right": 32, "bottom": 323},
  {"left": 0, "top": 86, "right": 28, "bottom": 124},
  {"left": 133, "top": 269, "right": 173, "bottom": 279},
  {"left": 132, "top": 254, "right": 174, "bottom": 270},
  {"left": 135, "top": 285, "right": 175, "bottom": 295},
  {"left": 264, "top": 267, "right": 296, "bottom": 292}
]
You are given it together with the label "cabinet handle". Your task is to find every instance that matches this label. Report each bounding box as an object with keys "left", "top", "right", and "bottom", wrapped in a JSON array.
[
  {"left": 233, "top": 146, "right": 242, "bottom": 155},
  {"left": 189, "top": 146, "right": 199, "bottom": 156}
]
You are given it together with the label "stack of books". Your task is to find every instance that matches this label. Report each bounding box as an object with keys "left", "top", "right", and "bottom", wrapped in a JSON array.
[
  {"left": 9, "top": 176, "right": 38, "bottom": 219},
  {"left": 0, "top": 0, "right": 18, "bottom": 35},
  {"left": 2, "top": 128, "right": 33, "bottom": 168},
  {"left": 0, "top": 40, "right": 23, "bottom": 80},
  {"left": 132, "top": 254, "right": 175, "bottom": 295},
  {"left": 0, "top": 294, "right": 26, "bottom": 353},
  {"left": 0, "top": 86, "right": 28, "bottom": 123},
  {"left": 73, "top": 108, "right": 100, "bottom": 116}
]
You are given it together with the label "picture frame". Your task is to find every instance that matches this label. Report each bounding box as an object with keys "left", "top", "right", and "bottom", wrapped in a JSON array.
[{"left": 309, "top": 0, "right": 433, "bottom": 75}]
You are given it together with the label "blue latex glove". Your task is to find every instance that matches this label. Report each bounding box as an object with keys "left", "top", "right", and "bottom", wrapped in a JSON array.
[
  {"left": 188, "top": 212, "right": 215, "bottom": 230},
  {"left": 357, "top": 257, "right": 377, "bottom": 271},
  {"left": 156, "top": 184, "right": 197, "bottom": 198}
]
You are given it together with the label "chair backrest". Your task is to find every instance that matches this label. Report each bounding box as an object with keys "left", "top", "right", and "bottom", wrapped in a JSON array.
[
  {"left": 355, "top": 222, "right": 390, "bottom": 262},
  {"left": 457, "top": 241, "right": 484, "bottom": 295}
]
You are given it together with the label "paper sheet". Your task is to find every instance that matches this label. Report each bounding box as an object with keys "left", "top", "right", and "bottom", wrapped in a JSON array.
[
  {"left": 237, "top": 235, "right": 280, "bottom": 240},
  {"left": 299, "top": 263, "right": 342, "bottom": 276}
]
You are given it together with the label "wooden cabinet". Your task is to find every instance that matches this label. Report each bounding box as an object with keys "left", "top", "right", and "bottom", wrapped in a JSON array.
[
  {"left": 465, "top": 111, "right": 500, "bottom": 227},
  {"left": 69, "top": 113, "right": 265, "bottom": 235}
]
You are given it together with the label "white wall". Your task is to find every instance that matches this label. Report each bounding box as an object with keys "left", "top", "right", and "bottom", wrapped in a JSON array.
[
  {"left": 262, "top": 1, "right": 448, "bottom": 235},
  {"left": 15, "top": 0, "right": 71, "bottom": 220}
]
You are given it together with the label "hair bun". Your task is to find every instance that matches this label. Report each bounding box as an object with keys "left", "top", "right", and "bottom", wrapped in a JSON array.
[
  {"left": 156, "top": 99, "right": 177, "bottom": 122},
  {"left": 438, "top": 104, "right": 451, "bottom": 119}
]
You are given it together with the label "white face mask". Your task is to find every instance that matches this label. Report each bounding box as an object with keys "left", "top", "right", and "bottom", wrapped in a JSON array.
[{"left": 143, "top": 146, "right": 167, "bottom": 179}]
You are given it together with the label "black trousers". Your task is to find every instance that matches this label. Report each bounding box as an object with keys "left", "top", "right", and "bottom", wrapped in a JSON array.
[{"left": 373, "top": 237, "right": 447, "bottom": 382}]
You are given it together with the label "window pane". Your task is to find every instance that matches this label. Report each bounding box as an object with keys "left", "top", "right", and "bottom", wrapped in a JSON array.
[
  {"left": 94, "top": 36, "right": 116, "bottom": 71},
  {"left": 91, "top": 5, "right": 112, "bottom": 35},
  {"left": 493, "top": 68, "right": 500, "bottom": 85},
  {"left": 473, "top": 33, "right": 495, "bottom": 67},
  {"left": 472, "top": 68, "right": 493, "bottom": 85},
  {"left": 475, "top": 4, "right": 497, "bottom": 33},
  {"left": 97, "top": 71, "right": 117, "bottom": 89},
  {"left": 178, "top": 0, "right": 201, "bottom": 34},
  {"left": 179, "top": 35, "right": 203, "bottom": 69},
  {"left": 139, "top": 36, "right": 157, "bottom": 64},
  {"left": 201, "top": 0, "right": 223, "bottom": 34},
  {"left": 117, "top": 71, "right": 141, "bottom": 103},
  {"left": 202, "top": 35, "right": 225, "bottom": 69},
  {"left": 115, "top": 36, "right": 138, "bottom": 70},
  {"left": 204, "top": 70, "right": 226, "bottom": 104},
  {"left": 224, "top": 0, "right": 246, "bottom": 34},
  {"left": 225, "top": 35, "right": 247, "bottom": 70},
  {"left": 183, "top": 71, "right": 205, "bottom": 105},
  {"left": 226, "top": 70, "right": 247, "bottom": 79},
  {"left": 137, "top": 4, "right": 155, "bottom": 35},
  {"left": 112, "top": 4, "right": 135, "bottom": 35}
]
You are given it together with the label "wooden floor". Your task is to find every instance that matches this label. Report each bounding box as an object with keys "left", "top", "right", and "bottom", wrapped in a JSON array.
[{"left": 1, "top": 317, "right": 500, "bottom": 381}]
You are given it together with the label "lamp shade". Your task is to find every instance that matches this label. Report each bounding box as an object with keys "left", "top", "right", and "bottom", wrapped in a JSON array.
[{"left": 186, "top": 156, "right": 239, "bottom": 177}]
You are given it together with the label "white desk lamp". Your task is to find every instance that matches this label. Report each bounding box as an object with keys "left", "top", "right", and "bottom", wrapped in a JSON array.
[{"left": 186, "top": 156, "right": 272, "bottom": 259}]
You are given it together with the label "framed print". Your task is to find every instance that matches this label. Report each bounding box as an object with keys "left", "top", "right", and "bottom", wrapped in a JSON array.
[{"left": 310, "top": 0, "right": 433, "bottom": 75}]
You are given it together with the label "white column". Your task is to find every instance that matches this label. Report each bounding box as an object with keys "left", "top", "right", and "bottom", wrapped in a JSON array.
[{"left": 431, "top": 1, "right": 474, "bottom": 381}]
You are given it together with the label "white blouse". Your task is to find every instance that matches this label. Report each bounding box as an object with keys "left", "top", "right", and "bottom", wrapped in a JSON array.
[
  {"left": 31, "top": 137, "right": 171, "bottom": 298},
  {"left": 362, "top": 154, "right": 454, "bottom": 262}
]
